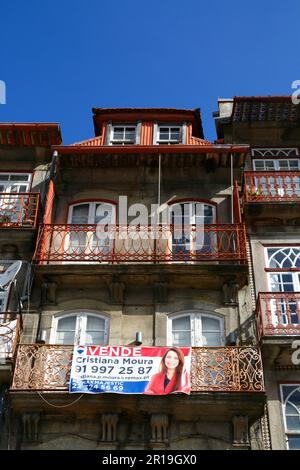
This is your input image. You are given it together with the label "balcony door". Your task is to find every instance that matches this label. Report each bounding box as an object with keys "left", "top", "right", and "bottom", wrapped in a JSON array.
[
  {"left": 0, "top": 173, "right": 32, "bottom": 223},
  {"left": 252, "top": 159, "right": 300, "bottom": 197},
  {"left": 51, "top": 312, "right": 109, "bottom": 346},
  {"left": 267, "top": 247, "right": 300, "bottom": 325},
  {"left": 170, "top": 202, "right": 216, "bottom": 260},
  {"left": 67, "top": 202, "right": 116, "bottom": 261}
]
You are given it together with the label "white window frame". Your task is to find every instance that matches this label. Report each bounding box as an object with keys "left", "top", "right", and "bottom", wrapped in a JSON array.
[
  {"left": 66, "top": 201, "right": 116, "bottom": 262},
  {"left": 109, "top": 124, "right": 138, "bottom": 145},
  {"left": 167, "top": 311, "right": 225, "bottom": 347},
  {"left": 50, "top": 310, "right": 109, "bottom": 345},
  {"left": 155, "top": 124, "right": 185, "bottom": 144},
  {"left": 252, "top": 159, "right": 300, "bottom": 171},
  {"left": 0, "top": 172, "right": 32, "bottom": 193},
  {"left": 68, "top": 201, "right": 116, "bottom": 225},
  {"left": 265, "top": 247, "right": 300, "bottom": 292},
  {"left": 169, "top": 201, "right": 216, "bottom": 255},
  {"left": 280, "top": 384, "right": 300, "bottom": 450},
  {"left": 251, "top": 148, "right": 299, "bottom": 159},
  {"left": 265, "top": 247, "right": 300, "bottom": 326}
]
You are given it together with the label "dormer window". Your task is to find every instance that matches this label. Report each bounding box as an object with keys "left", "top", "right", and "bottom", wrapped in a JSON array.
[
  {"left": 109, "top": 125, "right": 137, "bottom": 145},
  {"left": 156, "top": 125, "right": 183, "bottom": 144}
]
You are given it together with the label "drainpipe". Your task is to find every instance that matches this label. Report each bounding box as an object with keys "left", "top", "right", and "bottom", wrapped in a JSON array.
[
  {"left": 153, "top": 153, "right": 162, "bottom": 346},
  {"left": 35, "top": 150, "right": 58, "bottom": 344}
]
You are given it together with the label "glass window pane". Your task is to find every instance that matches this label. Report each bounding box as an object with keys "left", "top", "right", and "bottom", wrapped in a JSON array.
[
  {"left": 290, "top": 390, "right": 300, "bottom": 406},
  {"left": 159, "top": 128, "right": 169, "bottom": 140},
  {"left": 57, "top": 316, "right": 76, "bottom": 331},
  {"left": 113, "top": 127, "right": 124, "bottom": 140},
  {"left": 10, "top": 174, "right": 30, "bottom": 182},
  {"left": 0, "top": 175, "right": 9, "bottom": 181},
  {"left": 86, "top": 316, "right": 105, "bottom": 330},
  {"left": 286, "top": 416, "right": 300, "bottom": 431},
  {"left": 265, "top": 161, "right": 275, "bottom": 170},
  {"left": 71, "top": 204, "right": 89, "bottom": 224},
  {"left": 85, "top": 331, "right": 105, "bottom": 345},
  {"left": 172, "top": 316, "right": 190, "bottom": 331},
  {"left": 202, "top": 331, "right": 222, "bottom": 346},
  {"left": 170, "top": 129, "right": 180, "bottom": 140},
  {"left": 172, "top": 331, "right": 191, "bottom": 346},
  {"left": 56, "top": 331, "right": 75, "bottom": 345},
  {"left": 202, "top": 317, "right": 220, "bottom": 331},
  {"left": 94, "top": 203, "right": 114, "bottom": 224},
  {"left": 288, "top": 436, "right": 300, "bottom": 450},
  {"left": 286, "top": 403, "right": 297, "bottom": 414},
  {"left": 253, "top": 161, "right": 264, "bottom": 170},
  {"left": 56, "top": 317, "right": 76, "bottom": 345}
]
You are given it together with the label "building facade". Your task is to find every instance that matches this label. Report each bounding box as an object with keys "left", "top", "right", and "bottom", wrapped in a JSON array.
[
  {"left": 0, "top": 99, "right": 298, "bottom": 450},
  {"left": 215, "top": 96, "right": 300, "bottom": 450}
]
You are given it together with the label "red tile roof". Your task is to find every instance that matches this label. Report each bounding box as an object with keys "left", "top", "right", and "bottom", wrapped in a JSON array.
[
  {"left": 232, "top": 96, "right": 300, "bottom": 122},
  {"left": 72, "top": 135, "right": 211, "bottom": 147}
]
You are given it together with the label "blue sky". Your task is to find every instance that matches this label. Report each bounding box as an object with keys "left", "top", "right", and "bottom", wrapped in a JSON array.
[{"left": 0, "top": 0, "right": 299, "bottom": 143}]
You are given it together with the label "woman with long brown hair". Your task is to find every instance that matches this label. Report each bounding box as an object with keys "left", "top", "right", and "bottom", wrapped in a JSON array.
[{"left": 144, "top": 347, "right": 190, "bottom": 395}]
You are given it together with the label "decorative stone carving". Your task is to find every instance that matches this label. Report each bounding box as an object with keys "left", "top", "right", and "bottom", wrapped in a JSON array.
[
  {"left": 154, "top": 282, "right": 168, "bottom": 304},
  {"left": 41, "top": 281, "right": 57, "bottom": 304},
  {"left": 232, "top": 415, "right": 249, "bottom": 446},
  {"left": 108, "top": 279, "right": 125, "bottom": 304},
  {"left": 22, "top": 413, "right": 40, "bottom": 442},
  {"left": 222, "top": 281, "right": 239, "bottom": 305},
  {"left": 101, "top": 413, "right": 118, "bottom": 442},
  {"left": 150, "top": 414, "right": 169, "bottom": 442}
]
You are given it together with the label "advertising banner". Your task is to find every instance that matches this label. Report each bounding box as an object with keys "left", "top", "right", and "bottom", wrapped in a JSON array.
[{"left": 70, "top": 345, "right": 191, "bottom": 395}]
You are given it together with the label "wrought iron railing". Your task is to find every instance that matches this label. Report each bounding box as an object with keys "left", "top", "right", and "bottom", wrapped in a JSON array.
[
  {"left": 11, "top": 345, "right": 264, "bottom": 392},
  {"left": 0, "top": 193, "right": 39, "bottom": 228},
  {"left": 256, "top": 292, "right": 300, "bottom": 338},
  {"left": 244, "top": 171, "right": 300, "bottom": 203},
  {"left": 0, "top": 314, "right": 23, "bottom": 362},
  {"left": 33, "top": 224, "right": 247, "bottom": 264}
]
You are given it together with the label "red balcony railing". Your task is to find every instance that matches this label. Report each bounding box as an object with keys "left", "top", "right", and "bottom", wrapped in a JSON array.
[
  {"left": 34, "top": 224, "right": 247, "bottom": 264},
  {"left": 0, "top": 193, "right": 40, "bottom": 228},
  {"left": 11, "top": 345, "right": 264, "bottom": 392},
  {"left": 0, "top": 314, "right": 23, "bottom": 362},
  {"left": 244, "top": 171, "right": 300, "bottom": 203},
  {"left": 256, "top": 292, "right": 300, "bottom": 338}
]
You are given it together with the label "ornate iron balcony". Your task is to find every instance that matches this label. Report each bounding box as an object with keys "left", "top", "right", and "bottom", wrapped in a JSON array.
[
  {"left": 11, "top": 345, "right": 264, "bottom": 393},
  {"left": 256, "top": 292, "right": 300, "bottom": 338},
  {"left": 0, "top": 193, "right": 39, "bottom": 228},
  {"left": 33, "top": 224, "right": 247, "bottom": 264},
  {"left": 244, "top": 171, "right": 300, "bottom": 203}
]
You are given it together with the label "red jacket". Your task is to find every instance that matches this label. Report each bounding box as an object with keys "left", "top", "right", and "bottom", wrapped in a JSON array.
[{"left": 144, "top": 370, "right": 190, "bottom": 395}]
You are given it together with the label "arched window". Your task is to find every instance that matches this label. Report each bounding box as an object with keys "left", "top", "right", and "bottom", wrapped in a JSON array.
[
  {"left": 281, "top": 384, "right": 300, "bottom": 450},
  {"left": 51, "top": 311, "right": 109, "bottom": 346},
  {"left": 67, "top": 201, "right": 116, "bottom": 259},
  {"left": 169, "top": 201, "right": 216, "bottom": 257},
  {"left": 68, "top": 201, "right": 116, "bottom": 226},
  {"left": 168, "top": 312, "right": 224, "bottom": 347},
  {"left": 267, "top": 247, "right": 300, "bottom": 269},
  {"left": 266, "top": 247, "right": 300, "bottom": 325}
]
